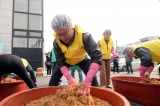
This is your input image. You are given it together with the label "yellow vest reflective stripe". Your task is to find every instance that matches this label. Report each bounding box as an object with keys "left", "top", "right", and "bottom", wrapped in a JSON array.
[
  {"left": 21, "top": 58, "right": 28, "bottom": 68},
  {"left": 54, "top": 24, "right": 87, "bottom": 65},
  {"left": 133, "top": 39, "right": 160, "bottom": 62},
  {"left": 99, "top": 38, "right": 113, "bottom": 59}
]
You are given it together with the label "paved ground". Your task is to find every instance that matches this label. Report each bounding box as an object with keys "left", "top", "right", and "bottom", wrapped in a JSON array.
[
  {"left": 36, "top": 69, "right": 159, "bottom": 106},
  {"left": 36, "top": 69, "right": 159, "bottom": 87}
]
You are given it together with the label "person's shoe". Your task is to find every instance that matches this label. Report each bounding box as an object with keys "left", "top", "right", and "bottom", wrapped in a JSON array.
[
  {"left": 127, "top": 72, "right": 130, "bottom": 74},
  {"left": 34, "top": 83, "right": 37, "bottom": 87},
  {"left": 131, "top": 72, "right": 134, "bottom": 74},
  {"left": 105, "top": 86, "right": 112, "bottom": 89}
]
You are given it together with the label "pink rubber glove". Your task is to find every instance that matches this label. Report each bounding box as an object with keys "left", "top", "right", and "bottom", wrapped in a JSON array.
[
  {"left": 60, "top": 66, "right": 76, "bottom": 86},
  {"left": 140, "top": 66, "right": 153, "bottom": 80},
  {"left": 145, "top": 66, "right": 153, "bottom": 78},
  {"left": 112, "top": 51, "right": 118, "bottom": 57},
  {"left": 78, "top": 63, "right": 100, "bottom": 95}
]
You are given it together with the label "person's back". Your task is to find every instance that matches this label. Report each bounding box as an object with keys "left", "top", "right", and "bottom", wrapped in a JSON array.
[{"left": 21, "top": 58, "right": 28, "bottom": 68}]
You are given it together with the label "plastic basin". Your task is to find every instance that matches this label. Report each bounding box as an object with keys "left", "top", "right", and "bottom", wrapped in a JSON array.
[
  {"left": 111, "top": 76, "right": 160, "bottom": 106},
  {"left": 0, "top": 77, "right": 28, "bottom": 101},
  {"left": 0, "top": 86, "right": 130, "bottom": 106}
]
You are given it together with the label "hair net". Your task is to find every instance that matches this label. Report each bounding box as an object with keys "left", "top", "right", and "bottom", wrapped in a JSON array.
[
  {"left": 103, "top": 29, "right": 111, "bottom": 36},
  {"left": 51, "top": 14, "right": 74, "bottom": 30},
  {"left": 122, "top": 45, "right": 133, "bottom": 55}
]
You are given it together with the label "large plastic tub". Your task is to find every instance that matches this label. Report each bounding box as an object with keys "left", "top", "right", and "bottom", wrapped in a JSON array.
[
  {"left": 0, "top": 77, "right": 28, "bottom": 101},
  {"left": 0, "top": 86, "right": 130, "bottom": 106},
  {"left": 111, "top": 76, "right": 160, "bottom": 106}
]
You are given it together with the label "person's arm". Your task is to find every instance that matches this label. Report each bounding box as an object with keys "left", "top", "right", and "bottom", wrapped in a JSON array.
[
  {"left": 53, "top": 39, "right": 67, "bottom": 68},
  {"left": 111, "top": 46, "right": 118, "bottom": 57},
  {"left": 78, "top": 33, "right": 101, "bottom": 94},
  {"left": 83, "top": 33, "right": 102, "bottom": 65},
  {"left": 53, "top": 39, "right": 76, "bottom": 86},
  {"left": 134, "top": 47, "right": 154, "bottom": 67},
  {"left": 134, "top": 47, "right": 154, "bottom": 80}
]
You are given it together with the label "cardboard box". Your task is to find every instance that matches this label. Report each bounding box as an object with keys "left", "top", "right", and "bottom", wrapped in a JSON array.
[{"left": 36, "top": 72, "right": 43, "bottom": 77}]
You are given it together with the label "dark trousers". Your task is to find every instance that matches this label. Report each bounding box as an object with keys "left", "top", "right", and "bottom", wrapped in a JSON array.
[
  {"left": 0, "top": 55, "right": 35, "bottom": 88},
  {"left": 51, "top": 62, "right": 57, "bottom": 72},
  {"left": 49, "top": 59, "right": 99, "bottom": 87},
  {"left": 113, "top": 62, "right": 119, "bottom": 73},
  {"left": 126, "top": 62, "right": 133, "bottom": 73},
  {"left": 46, "top": 65, "right": 51, "bottom": 75}
]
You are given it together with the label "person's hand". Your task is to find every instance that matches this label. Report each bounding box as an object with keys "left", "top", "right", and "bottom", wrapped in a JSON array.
[
  {"left": 145, "top": 66, "right": 153, "bottom": 78},
  {"left": 112, "top": 51, "right": 118, "bottom": 57},
  {"left": 78, "top": 76, "right": 92, "bottom": 94},
  {"left": 60, "top": 66, "right": 76, "bottom": 86},
  {"left": 68, "top": 77, "right": 76, "bottom": 86},
  {"left": 140, "top": 65, "right": 153, "bottom": 80},
  {"left": 77, "top": 63, "right": 100, "bottom": 95}
]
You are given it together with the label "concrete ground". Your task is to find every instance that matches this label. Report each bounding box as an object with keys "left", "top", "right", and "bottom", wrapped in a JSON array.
[{"left": 36, "top": 69, "right": 159, "bottom": 106}]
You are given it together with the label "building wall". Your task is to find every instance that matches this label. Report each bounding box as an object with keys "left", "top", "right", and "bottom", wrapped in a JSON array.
[
  {"left": 0, "top": 0, "right": 13, "bottom": 53},
  {"left": 0, "top": 0, "right": 44, "bottom": 70}
]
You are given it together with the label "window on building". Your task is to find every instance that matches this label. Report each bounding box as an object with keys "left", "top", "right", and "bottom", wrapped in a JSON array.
[
  {"left": 29, "top": 0, "right": 42, "bottom": 14},
  {"left": 29, "top": 14, "right": 42, "bottom": 30},
  {"left": 30, "top": 32, "right": 41, "bottom": 37},
  {"left": 14, "top": 0, "right": 28, "bottom": 12},
  {"left": 29, "top": 38, "right": 42, "bottom": 48},
  {"left": 14, "top": 31, "right": 27, "bottom": 36},
  {"left": 14, "top": 13, "right": 28, "bottom": 29},
  {"left": 13, "top": 37, "right": 27, "bottom": 47}
]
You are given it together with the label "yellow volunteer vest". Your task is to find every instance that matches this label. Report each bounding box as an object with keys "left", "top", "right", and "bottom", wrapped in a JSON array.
[
  {"left": 21, "top": 58, "right": 29, "bottom": 68},
  {"left": 99, "top": 38, "right": 113, "bottom": 59},
  {"left": 54, "top": 24, "right": 87, "bottom": 65},
  {"left": 133, "top": 39, "right": 160, "bottom": 62}
]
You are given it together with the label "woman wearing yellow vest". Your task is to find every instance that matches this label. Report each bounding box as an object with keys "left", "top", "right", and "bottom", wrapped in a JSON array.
[
  {"left": 122, "top": 39, "right": 160, "bottom": 80},
  {"left": 97, "top": 29, "right": 117, "bottom": 88},
  {"left": 49, "top": 14, "right": 102, "bottom": 95}
]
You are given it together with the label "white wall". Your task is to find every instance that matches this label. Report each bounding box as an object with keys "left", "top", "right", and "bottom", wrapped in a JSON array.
[{"left": 0, "top": 0, "right": 13, "bottom": 53}]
